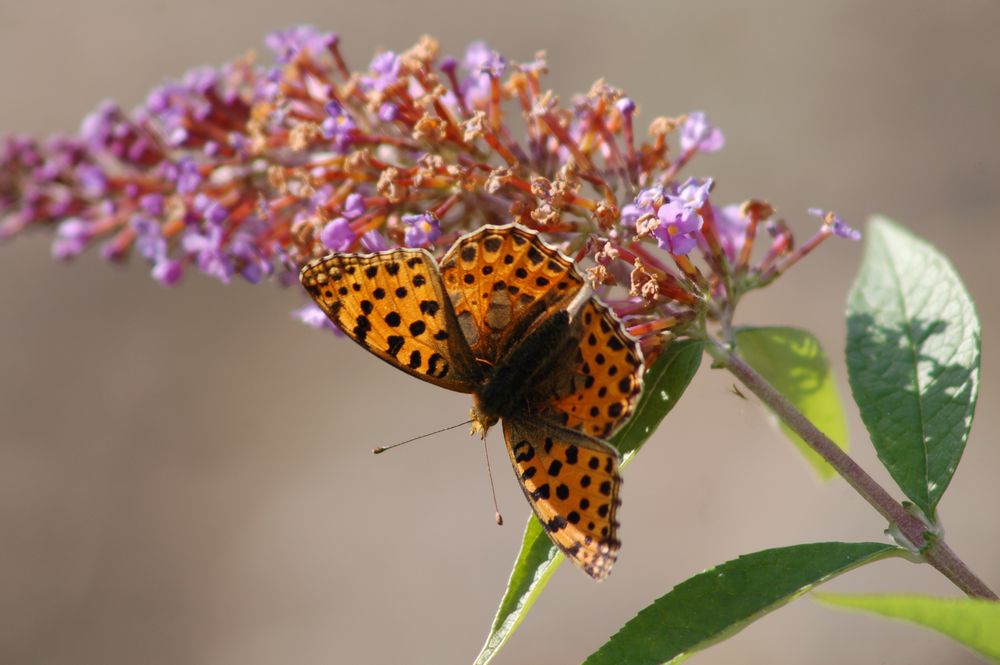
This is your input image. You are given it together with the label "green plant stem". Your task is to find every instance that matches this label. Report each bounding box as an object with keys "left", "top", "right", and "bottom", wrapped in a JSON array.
[{"left": 708, "top": 339, "right": 998, "bottom": 601}]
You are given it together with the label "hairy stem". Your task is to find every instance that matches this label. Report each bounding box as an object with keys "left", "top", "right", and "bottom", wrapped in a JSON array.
[{"left": 708, "top": 339, "right": 998, "bottom": 600}]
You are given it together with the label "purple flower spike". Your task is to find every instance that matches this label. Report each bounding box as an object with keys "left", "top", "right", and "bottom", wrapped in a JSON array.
[
  {"left": 808, "top": 208, "right": 861, "bottom": 241},
  {"left": 342, "top": 193, "right": 365, "bottom": 219},
  {"left": 228, "top": 229, "right": 270, "bottom": 284},
  {"left": 139, "top": 193, "right": 165, "bottom": 216},
  {"left": 378, "top": 103, "right": 399, "bottom": 122},
  {"left": 621, "top": 186, "right": 664, "bottom": 227},
  {"left": 615, "top": 97, "right": 636, "bottom": 115},
  {"left": 0, "top": 28, "right": 856, "bottom": 348},
  {"left": 402, "top": 212, "right": 441, "bottom": 248},
  {"left": 79, "top": 100, "right": 119, "bottom": 148},
  {"left": 681, "top": 111, "right": 725, "bottom": 153},
  {"left": 364, "top": 51, "right": 402, "bottom": 92},
  {"left": 654, "top": 200, "right": 703, "bottom": 255},
  {"left": 675, "top": 178, "right": 713, "bottom": 211},
  {"left": 152, "top": 257, "right": 184, "bottom": 286},
  {"left": 713, "top": 204, "right": 750, "bottom": 263},
  {"left": 322, "top": 101, "right": 357, "bottom": 152},
  {"left": 194, "top": 194, "right": 228, "bottom": 225},
  {"left": 75, "top": 164, "right": 108, "bottom": 198},
  {"left": 167, "top": 157, "right": 203, "bottom": 194},
  {"left": 481, "top": 51, "right": 507, "bottom": 78},
  {"left": 463, "top": 41, "right": 493, "bottom": 73},
  {"left": 131, "top": 215, "right": 166, "bottom": 261},
  {"left": 265, "top": 26, "right": 336, "bottom": 64},
  {"left": 291, "top": 302, "right": 337, "bottom": 332},
  {"left": 51, "top": 218, "right": 91, "bottom": 259},
  {"left": 182, "top": 224, "right": 233, "bottom": 283},
  {"left": 459, "top": 42, "right": 497, "bottom": 108},
  {"left": 320, "top": 217, "right": 354, "bottom": 251},
  {"left": 361, "top": 229, "right": 391, "bottom": 252},
  {"left": 519, "top": 52, "right": 547, "bottom": 75}
]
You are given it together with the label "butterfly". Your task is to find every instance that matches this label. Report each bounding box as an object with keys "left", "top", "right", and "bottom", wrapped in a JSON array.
[{"left": 300, "top": 223, "right": 644, "bottom": 580}]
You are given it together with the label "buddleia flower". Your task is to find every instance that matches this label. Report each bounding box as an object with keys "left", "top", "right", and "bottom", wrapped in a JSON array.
[{"left": 0, "top": 26, "right": 858, "bottom": 362}]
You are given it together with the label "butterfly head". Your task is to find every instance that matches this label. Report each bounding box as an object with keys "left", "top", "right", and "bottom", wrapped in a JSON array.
[{"left": 469, "top": 395, "right": 499, "bottom": 439}]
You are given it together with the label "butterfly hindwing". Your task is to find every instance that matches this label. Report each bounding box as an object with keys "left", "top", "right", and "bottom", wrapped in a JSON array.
[
  {"left": 544, "top": 299, "right": 644, "bottom": 440},
  {"left": 503, "top": 416, "right": 621, "bottom": 581},
  {"left": 439, "top": 224, "right": 585, "bottom": 363},
  {"left": 301, "top": 249, "right": 481, "bottom": 392}
]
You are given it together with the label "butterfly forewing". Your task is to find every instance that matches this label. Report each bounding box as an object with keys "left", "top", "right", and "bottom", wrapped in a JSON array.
[
  {"left": 439, "top": 224, "right": 585, "bottom": 362},
  {"left": 503, "top": 417, "right": 621, "bottom": 581},
  {"left": 301, "top": 249, "right": 481, "bottom": 392}
]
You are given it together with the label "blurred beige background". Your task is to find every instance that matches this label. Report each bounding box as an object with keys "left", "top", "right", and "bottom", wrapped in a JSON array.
[{"left": 1, "top": 1, "right": 998, "bottom": 663}]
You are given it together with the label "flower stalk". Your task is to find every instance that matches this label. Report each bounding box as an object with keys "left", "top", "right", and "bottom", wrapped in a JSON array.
[{"left": 709, "top": 339, "right": 998, "bottom": 600}]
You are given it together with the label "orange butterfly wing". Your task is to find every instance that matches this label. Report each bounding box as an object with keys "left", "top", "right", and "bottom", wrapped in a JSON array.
[
  {"left": 438, "top": 224, "right": 585, "bottom": 363},
  {"left": 300, "top": 248, "right": 481, "bottom": 392},
  {"left": 543, "top": 298, "right": 644, "bottom": 439},
  {"left": 503, "top": 417, "right": 621, "bottom": 580}
]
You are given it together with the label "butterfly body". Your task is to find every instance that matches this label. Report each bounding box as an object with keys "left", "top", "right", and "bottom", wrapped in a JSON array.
[
  {"left": 472, "top": 305, "right": 578, "bottom": 435},
  {"left": 301, "top": 224, "right": 644, "bottom": 580}
]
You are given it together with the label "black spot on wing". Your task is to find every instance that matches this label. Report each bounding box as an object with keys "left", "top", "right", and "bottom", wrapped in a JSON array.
[
  {"left": 386, "top": 336, "right": 405, "bottom": 357},
  {"left": 427, "top": 353, "right": 448, "bottom": 378}
]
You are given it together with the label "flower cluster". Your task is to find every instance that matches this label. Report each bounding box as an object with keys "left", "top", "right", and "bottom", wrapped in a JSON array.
[{"left": 0, "top": 27, "right": 857, "bottom": 360}]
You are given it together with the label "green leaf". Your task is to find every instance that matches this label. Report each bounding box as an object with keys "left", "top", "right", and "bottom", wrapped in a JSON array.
[
  {"left": 735, "top": 326, "right": 849, "bottom": 479},
  {"left": 846, "top": 215, "right": 981, "bottom": 516},
  {"left": 815, "top": 593, "right": 1000, "bottom": 663},
  {"left": 473, "top": 340, "right": 704, "bottom": 665},
  {"left": 612, "top": 339, "right": 705, "bottom": 461},
  {"left": 584, "top": 542, "right": 901, "bottom": 665},
  {"left": 472, "top": 518, "right": 561, "bottom": 665}
]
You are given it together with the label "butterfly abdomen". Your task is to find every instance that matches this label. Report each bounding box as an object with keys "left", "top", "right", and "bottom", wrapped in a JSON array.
[{"left": 475, "top": 310, "right": 575, "bottom": 422}]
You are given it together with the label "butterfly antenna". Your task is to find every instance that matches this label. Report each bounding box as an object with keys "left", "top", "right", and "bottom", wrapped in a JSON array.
[
  {"left": 372, "top": 420, "right": 473, "bottom": 454},
  {"left": 483, "top": 438, "right": 504, "bottom": 525}
]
